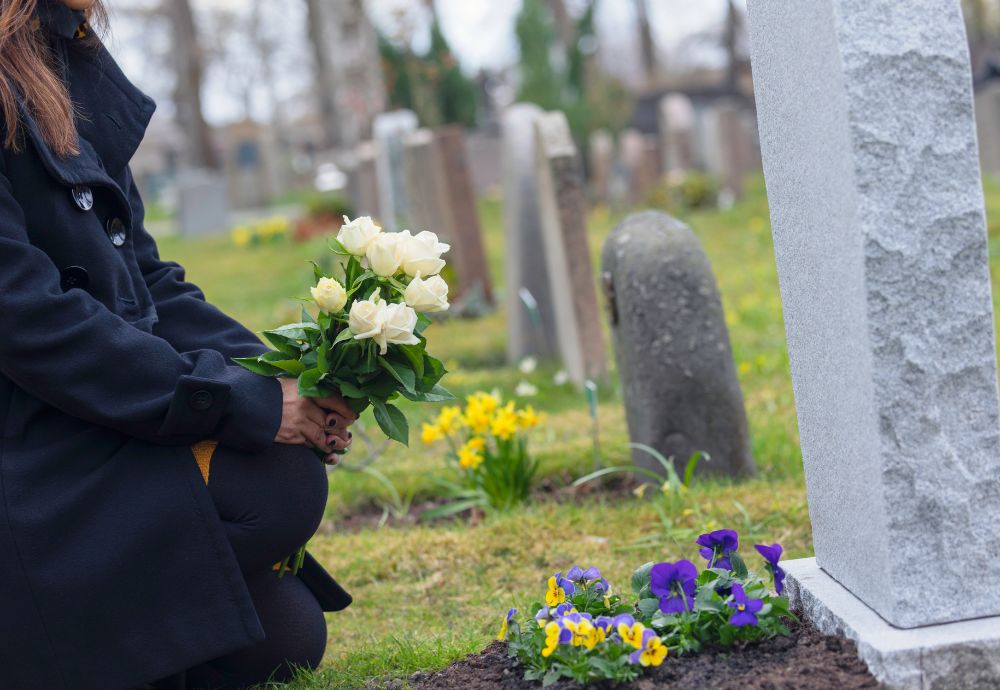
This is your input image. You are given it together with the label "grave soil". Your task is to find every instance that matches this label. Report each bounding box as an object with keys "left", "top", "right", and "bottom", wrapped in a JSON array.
[{"left": 410, "top": 618, "right": 880, "bottom": 690}]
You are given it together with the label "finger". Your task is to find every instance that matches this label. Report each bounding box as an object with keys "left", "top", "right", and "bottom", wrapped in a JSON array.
[
  {"left": 324, "top": 411, "right": 351, "bottom": 432},
  {"left": 323, "top": 450, "right": 346, "bottom": 466},
  {"left": 307, "top": 425, "right": 332, "bottom": 453},
  {"left": 314, "top": 396, "right": 359, "bottom": 421},
  {"left": 302, "top": 402, "right": 328, "bottom": 430},
  {"left": 326, "top": 431, "right": 352, "bottom": 448}
]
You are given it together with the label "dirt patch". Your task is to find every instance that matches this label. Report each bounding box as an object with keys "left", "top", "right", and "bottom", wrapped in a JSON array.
[{"left": 411, "top": 618, "right": 879, "bottom": 690}]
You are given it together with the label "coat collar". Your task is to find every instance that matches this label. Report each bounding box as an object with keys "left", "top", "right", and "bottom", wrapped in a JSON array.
[
  {"left": 35, "top": 0, "right": 86, "bottom": 41},
  {"left": 17, "top": 35, "right": 156, "bottom": 191}
]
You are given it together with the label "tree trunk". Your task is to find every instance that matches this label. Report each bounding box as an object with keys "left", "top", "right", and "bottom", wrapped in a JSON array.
[
  {"left": 304, "top": 0, "right": 340, "bottom": 148},
  {"left": 724, "top": 0, "right": 740, "bottom": 94},
  {"left": 547, "top": 0, "right": 576, "bottom": 58},
  {"left": 167, "top": 0, "right": 219, "bottom": 170},
  {"left": 634, "top": 0, "right": 658, "bottom": 85}
]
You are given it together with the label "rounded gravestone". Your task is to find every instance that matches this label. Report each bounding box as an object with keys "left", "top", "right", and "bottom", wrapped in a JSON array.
[{"left": 601, "top": 211, "right": 755, "bottom": 478}]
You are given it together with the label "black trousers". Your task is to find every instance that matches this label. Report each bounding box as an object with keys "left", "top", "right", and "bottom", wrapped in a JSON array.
[{"left": 182, "top": 443, "right": 330, "bottom": 690}]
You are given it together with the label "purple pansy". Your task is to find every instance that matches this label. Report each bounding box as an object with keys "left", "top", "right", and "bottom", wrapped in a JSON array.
[
  {"left": 552, "top": 572, "right": 577, "bottom": 596},
  {"left": 566, "top": 565, "right": 585, "bottom": 581},
  {"left": 534, "top": 607, "right": 550, "bottom": 625},
  {"left": 727, "top": 584, "right": 764, "bottom": 627},
  {"left": 595, "top": 615, "right": 615, "bottom": 633},
  {"left": 649, "top": 560, "right": 697, "bottom": 614},
  {"left": 505, "top": 607, "right": 516, "bottom": 622},
  {"left": 755, "top": 543, "right": 785, "bottom": 595},
  {"left": 696, "top": 529, "right": 739, "bottom": 570}
]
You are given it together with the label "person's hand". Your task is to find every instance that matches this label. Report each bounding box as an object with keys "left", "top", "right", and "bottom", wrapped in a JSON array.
[
  {"left": 323, "top": 412, "right": 354, "bottom": 466},
  {"left": 274, "top": 378, "right": 334, "bottom": 453}
]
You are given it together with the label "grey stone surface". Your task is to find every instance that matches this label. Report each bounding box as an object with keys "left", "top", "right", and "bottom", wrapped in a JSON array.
[
  {"left": 785, "top": 558, "right": 1000, "bottom": 689},
  {"left": 437, "top": 126, "right": 494, "bottom": 307},
  {"left": 176, "top": 170, "right": 229, "bottom": 236},
  {"left": 403, "top": 129, "right": 454, "bottom": 241},
  {"left": 659, "top": 94, "right": 697, "bottom": 173},
  {"left": 373, "top": 109, "right": 418, "bottom": 231},
  {"left": 601, "top": 211, "right": 755, "bottom": 477},
  {"left": 715, "top": 100, "right": 754, "bottom": 200},
  {"left": 534, "top": 111, "right": 608, "bottom": 385},
  {"left": 747, "top": 0, "right": 1000, "bottom": 628},
  {"left": 348, "top": 141, "right": 379, "bottom": 217},
  {"left": 501, "top": 104, "right": 558, "bottom": 363}
]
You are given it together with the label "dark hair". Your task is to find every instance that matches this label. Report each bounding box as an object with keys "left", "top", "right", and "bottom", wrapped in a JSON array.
[{"left": 0, "top": 0, "right": 107, "bottom": 156}]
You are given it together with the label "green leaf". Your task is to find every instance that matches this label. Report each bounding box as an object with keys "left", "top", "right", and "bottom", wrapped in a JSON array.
[
  {"left": 266, "top": 322, "right": 321, "bottom": 340},
  {"left": 731, "top": 553, "right": 749, "bottom": 579},
  {"left": 300, "top": 305, "right": 317, "bottom": 324},
  {"left": 683, "top": 450, "right": 708, "bottom": 487},
  {"left": 419, "top": 354, "right": 446, "bottom": 390},
  {"left": 396, "top": 343, "right": 426, "bottom": 380},
  {"left": 232, "top": 356, "right": 282, "bottom": 376},
  {"left": 631, "top": 562, "right": 655, "bottom": 594},
  {"left": 415, "top": 313, "right": 432, "bottom": 335},
  {"left": 637, "top": 597, "right": 660, "bottom": 617},
  {"left": 378, "top": 357, "right": 417, "bottom": 394},
  {"left": 333, "top": 379, "right": 368, "bottom": 399},
  {"left": 372, "top": 399, "right": 409, "bottom": 445},
  {"left": 263, "top": 358, "right": 306, "bottom": 376},
  {"left": 420, "top": 497, "right": 483, "bottom": 520},
  {"left": 332, "top": 328, "right": 356, "bottom": 347},
  {"left": 400, "top": 383, "right": 456, "bottom": 403},
  {"left": 298, "top": 368, "right": 324, "bottom": 397}
]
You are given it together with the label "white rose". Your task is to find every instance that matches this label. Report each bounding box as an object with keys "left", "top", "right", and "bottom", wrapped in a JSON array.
[
  {"left": 381, "top": 302, "right": 420, "bottom": 352},
  {"left": 337, "top": 215, "right": 381, "bottom": 256},
  {"left": 403, "top": 273, "right": 450, "bottom": 313},
  {"left": 400, "top": 230, "right": 450, "bottom": 277},
  {"left": 310, "top": 277, "right": 347, "bottom": 313},
  {"left": 349, "top": 289, "right": 387, "bottom": 345},
  {"left": 366, "top": 232, "right": 403, "bottom": 277}
]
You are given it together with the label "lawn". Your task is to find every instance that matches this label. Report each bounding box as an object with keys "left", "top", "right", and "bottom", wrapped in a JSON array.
[{"left": 153, "top": 175, "right": 1000, "bottom": 688}]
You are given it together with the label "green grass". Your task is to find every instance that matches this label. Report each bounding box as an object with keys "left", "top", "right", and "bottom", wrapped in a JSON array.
[{"left": 152, "top": 174, "right": 1000, "bottom": 688}]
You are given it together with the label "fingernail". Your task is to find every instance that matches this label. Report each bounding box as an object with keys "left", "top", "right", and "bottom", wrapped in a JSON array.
[
  {"left": 329, "top": 419, "right": 338, "bottom": 427},
  {"left": 348, "top": 431, "right": 353, "bottom": 439}
]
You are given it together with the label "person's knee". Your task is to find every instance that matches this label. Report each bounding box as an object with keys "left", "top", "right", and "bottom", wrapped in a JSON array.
[{"left": 261, "top": 444, "right": 329, "bottom": 543}]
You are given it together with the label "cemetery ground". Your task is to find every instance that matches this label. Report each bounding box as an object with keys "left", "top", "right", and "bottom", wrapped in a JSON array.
[{"left": 155, "top": 176, "right": 1000, "bottom": 688}]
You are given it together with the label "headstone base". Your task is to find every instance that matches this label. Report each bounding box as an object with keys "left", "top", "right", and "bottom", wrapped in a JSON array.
[{"left": 785, "top": 558, "right": 1000, "bottom": 690}]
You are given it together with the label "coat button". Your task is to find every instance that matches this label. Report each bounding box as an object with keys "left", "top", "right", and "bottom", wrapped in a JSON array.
[
  {"left": 71, "top": 185, "right": 93, "bottom": 211},
  {"left": 59, "top": 265, "right": 89, "bottom": 291},
  {"left": 106, "top": 217, "right": 127, "bottom": 247},
  {"left": 189, "top": 390, "right": 214, "bottom": 411}
]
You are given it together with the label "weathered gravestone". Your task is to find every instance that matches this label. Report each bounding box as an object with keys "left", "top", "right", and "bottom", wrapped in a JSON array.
[
  {"left": 658, "top": 94, "right": 696, "bottom": 173},
  {"left": 748, "top": 0, "right": 1000, "bottom": 686},
  {"left": 176, "top": 170, "right": 229, "bottom": 236},
  {"left": 588, "top": 129, "right": 614, "bottom": 204},
  {"left": 348, "top": 141, "right": 380, "bottom": 218},
  {"left": 715, "top": 100, "right": 754, "bottom": 200},
  {"left": 602, "top": 211, "right": 755, "bottom": 478},
  {"left": 436, "top": 126, "right": 494, "bottom": 306},
  {"left": 403, "top": 129, "right": 454, "bottom": 243},
  {"left": 621, "top": 128, "right": 653, "bottom": 204},
  {"left": 534, "top": 111, "right": 608, "bottom": 385},
  {"left": 502, "top": 104, "right": 559, "bottom": 363},
  {"left": 373, "top": 110, "right": 418, "bottom": 231}
]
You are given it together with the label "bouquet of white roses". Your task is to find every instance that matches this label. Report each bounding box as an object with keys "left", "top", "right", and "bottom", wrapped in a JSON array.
[{"left": 235, "top": 216, "right": 454, "bottom": 446}]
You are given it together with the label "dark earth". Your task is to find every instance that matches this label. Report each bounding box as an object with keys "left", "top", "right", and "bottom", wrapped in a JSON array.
[{"left": 411, "top": 618, "right": 880, "bottom": 689}]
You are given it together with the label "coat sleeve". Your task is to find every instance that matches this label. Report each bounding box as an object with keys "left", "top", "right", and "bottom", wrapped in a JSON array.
[
  {"left": 0, "top": 162, "right": 282, "bottom": 451},
  {"left": 126, "top": 169, "right": 272, "bottom": 362}
]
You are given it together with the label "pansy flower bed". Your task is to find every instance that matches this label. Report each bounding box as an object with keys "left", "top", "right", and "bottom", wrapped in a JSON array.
[{"left": 499, "top": 529, "right": 792, "bottom": 685}]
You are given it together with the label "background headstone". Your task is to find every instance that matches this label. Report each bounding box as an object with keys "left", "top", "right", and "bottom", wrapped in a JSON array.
[
  {"left": 975, "top": 80, "right": 1000, "bottom": 177},
  {"left": 620, "top": 128, "right": 650, "bottom": 204},
  {"left": 534, "top": 111, "right": 608, "bottom": 385},
  {"left": 502, "top": 104, "right": 558, "bottom": 363},
  {"left": 348, "top": 141, "right": 380, "bottom": 218},
  {"left": 436, "top": 125, "right": 494, "bottom": 307},
  {"left": 373, "top": 110, "right": 418, "bottom": 231},
  {"left": 176, "top": 170, "right": 229, "bottom": 236},
  {"left": 716, "top": 101, "right": 753, "bottom": 200},
  {"left": 588, "top": 129, "right": 614, "bottom": 204},
  {"left": 659, "top": 94, "right": 697, "bottom": 173},
  {"left": 602, "top": 211, "right": 755, "bottom": 478},
  {"left": 403, "top": 129, "right": 455, "bottom": 242},
  {"left": 748, "top": 0, "right": 1000, "bottom": 630}
]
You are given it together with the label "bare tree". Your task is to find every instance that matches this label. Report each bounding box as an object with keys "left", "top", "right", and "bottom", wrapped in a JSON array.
[
  {"left": 633, "top": 0, "right": 659, "bottom": 85},
  {"left": 166, "top": 0, "right": 218, "bottom": 170},
  {"left": 304, "top": 0, "right": 340, "bottom": 148},
  {"left": 724, "top": 0, "right": 741, "bottom": 93}
]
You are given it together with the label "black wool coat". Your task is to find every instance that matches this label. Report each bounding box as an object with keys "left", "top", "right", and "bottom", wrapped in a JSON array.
[{"left": 0, "top": 5, "right": 348, "bottom": 689}]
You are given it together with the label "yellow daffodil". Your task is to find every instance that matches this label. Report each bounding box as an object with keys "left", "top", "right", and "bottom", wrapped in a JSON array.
[
  {"left": 466, "top": 436, "right": 486, "bottom": 452},
  {"left": 231, "top": 227, "right": 252, "bottom": 247},
  {"left": 517, "top": 405, "right": 542, "bottom": 429},
  {"left": 618, "top": 622, "right": 647, "bottom": 649},
  {"left": 638, "top": 635, "right": 668, "bottom": 667},
  {"left": 421, "top": 423, "right": 444, "bottom": 445},
  {"left": 491, "top": 402, "right": 519, "bottom": 440},
  {"left": 436, "top": 405, "right": 463, "bottom": 433},
  {"left": 458, "top": 444, "right": 483, "bottom": 470},
  {"left": 633, "top": 483, "right": 649, "bottom": 499},
  {"left": 545, "top": 576, "right": 566, "bottom": 606}
]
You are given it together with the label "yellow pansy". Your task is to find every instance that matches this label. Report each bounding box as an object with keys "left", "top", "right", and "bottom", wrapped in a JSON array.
[
  {"left": 436, "top": 405, "right": 464, "bottom": 434},
  {"left": 618, "top": 622, "right": 647, "bottom": 649},
  {"left": 497, "top": 617, "right": 508, "bottom": 641},
  {"left": 421, "top": 423, "right": 444, "bottom": 445},
  {"left": 545, "top": 576, "right": 566, "bottom": 606},
  {"left": 517, "top": 405, "right": 542, "bottom": 429},
  {"left": 458, "top": 443, "right": 483, "bottom": 470},
  {"left": 541, "top": 622, "right": 563, "bottom": 657},
  {"left": 638, "top": 635, "right": 668, "bottom": 667},
  {"left": 490, "top": 402, "right": 519, "bottom": 440}
]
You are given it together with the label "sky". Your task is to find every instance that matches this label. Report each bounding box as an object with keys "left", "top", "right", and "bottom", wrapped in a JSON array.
[{"left": 106, "top": 0, "right": 744, "bottom": 125}]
